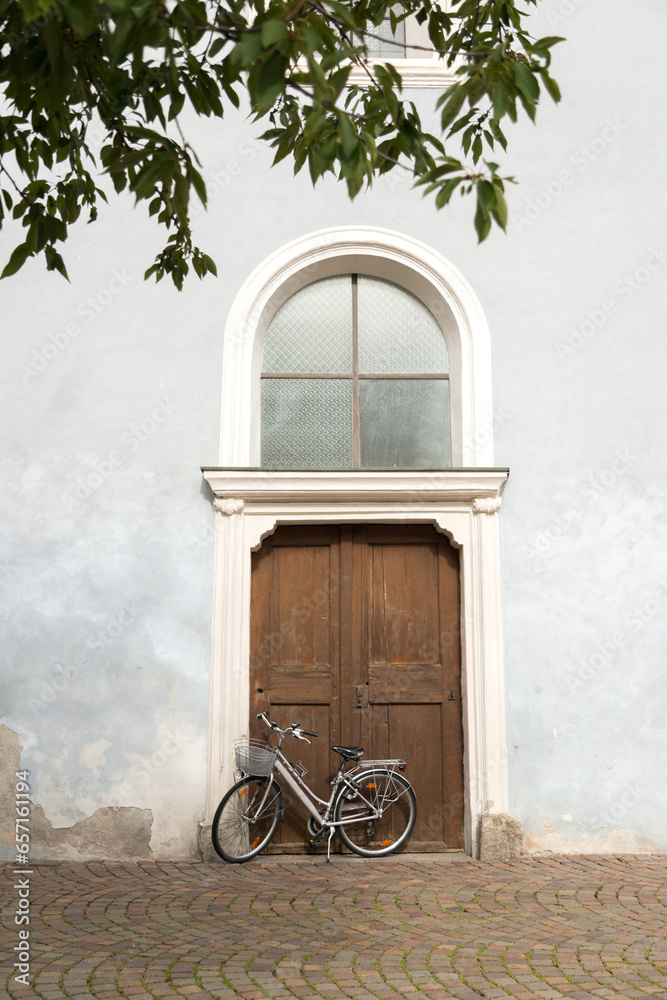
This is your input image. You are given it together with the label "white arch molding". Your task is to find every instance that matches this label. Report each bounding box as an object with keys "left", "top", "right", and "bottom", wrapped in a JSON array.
[
  {"left": 218, "top": 226, "right": 496, "bottom": 467},
  {"left": 203, "top": 227, "right": 509, "bottom": 858}
]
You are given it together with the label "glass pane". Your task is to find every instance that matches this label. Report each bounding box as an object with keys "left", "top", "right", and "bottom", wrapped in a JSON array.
[
  {"left": 364, "top": 14, "right": 406, "bottom": 58},
  {"left": 357, "top": 276, "right": 449, "bottom": 374},
  {"left": 261, "top": 276, "right": 353, "bottom": 373},
  {"left": 359, "top": 379, "right": 451, "bottom": 468},
  {"left": 261, "top": 379, "right": 354, "bottom": 469}
]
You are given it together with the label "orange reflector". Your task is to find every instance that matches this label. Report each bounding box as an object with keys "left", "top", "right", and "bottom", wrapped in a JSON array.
[
  {"left": 381, "top": 839, "right": 391, "bottom": 846},
  {"left": 251, "top": 837, "right": 260, "bottom": 848},
  {"left": 367, "top": 783, "right": 376, "bottom": 789},
  {"left": 239, "top": 789, "right": 247, "bottom": 797}
]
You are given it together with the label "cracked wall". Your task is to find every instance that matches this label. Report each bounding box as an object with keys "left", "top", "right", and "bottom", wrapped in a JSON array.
[{"left": 1, "top": 725, "right": 153, "bottom": 860}]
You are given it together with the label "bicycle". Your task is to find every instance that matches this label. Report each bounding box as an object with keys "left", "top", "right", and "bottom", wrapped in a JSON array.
[{"left": 211, "top": 712, "right": 417, "bottom": 863}]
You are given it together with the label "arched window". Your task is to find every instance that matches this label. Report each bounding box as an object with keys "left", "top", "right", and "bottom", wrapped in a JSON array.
[{"left": 260, "top": 274, "right": 451, "bottom": 470}]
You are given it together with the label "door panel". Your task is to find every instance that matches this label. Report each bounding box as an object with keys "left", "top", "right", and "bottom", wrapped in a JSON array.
[
  {"left": 369, "top": 538, "right": 440, "bottom": 664},
  {"left": 368, "top": 663, "right": 443, "bottom": 703},
  {"left": 249, "top": 523, "right": 463, "bottom": 852},
  {"left": 387, "top": 703, "right": 445, "bottom": 848}
]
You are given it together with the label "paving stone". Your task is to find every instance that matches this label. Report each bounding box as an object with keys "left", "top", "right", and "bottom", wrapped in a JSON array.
[{"left": 1, "top": 855, "right": 667, "bottom": 999}]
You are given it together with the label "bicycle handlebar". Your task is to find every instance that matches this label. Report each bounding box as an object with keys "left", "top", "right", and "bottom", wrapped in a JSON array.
[{"left": 256, "top": 712, "right": 319, "bottom": 740}]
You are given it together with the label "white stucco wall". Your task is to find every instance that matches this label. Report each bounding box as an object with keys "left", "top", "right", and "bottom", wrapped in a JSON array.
[{"left": 1, "top": 0, "right": 666, "bottom": 857}]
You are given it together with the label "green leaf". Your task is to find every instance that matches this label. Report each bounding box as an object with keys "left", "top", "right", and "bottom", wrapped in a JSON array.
[
  {"left": 253, "top": 51, "right": 289, "bottom": 110},
  {"left": 513, "top": 61, "right": 540, "bottom": 103},
  {"left": 488, "top": 119, "right": 507, "bottom": 152},
  {"left": 1, "top": 242, "right": 32, "bottom": 279},
  {"left": 439, "top": 88, "right": 466, "bottom": 132},
  {"left": 435, "top": 176, "right": 461, "bottom": 209},
  {"left": 477, "top": 179, "right": 496, "bottom": 212},
  {"left": 474, "top": 199, "right": 491, "bottom": 243},
  {"left": 44, "top": 244, "right": 69, "bottom": 279},
  {"left": 491, "top": 183, "right": 508, "bottom": 229},
  {"left": 202, "top": 254, "right": 217, "bottom": 277},
  {"left": 337, "top": 114, "right": 357, "bottom": 158},
  {"left": 539, "top": 68, "right": 561, "bottom": 103},
  {"left": 261, "top": 20, "right": 287, "bottom": 47},
  {"left": 533, "top": 36, "right": 566, "bottom": 50},
  {"left": 189, "top": 166, "right": 207, "bottom": 205},
  {"left": 491, "top": 83, "right": 506, "bottom": 121}
]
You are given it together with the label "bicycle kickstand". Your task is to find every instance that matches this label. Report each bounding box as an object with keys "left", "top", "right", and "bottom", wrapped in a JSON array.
[{"left": 326, "top": 826, "right": 335, "bottom": 863}]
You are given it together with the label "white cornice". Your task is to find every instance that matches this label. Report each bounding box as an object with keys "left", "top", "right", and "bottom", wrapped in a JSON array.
[
  {"left": 202, "top": 468, "right": 509, "bottom": 506},
  {"left": 347, "top": 60, "right": 456, "bottom": 88}
]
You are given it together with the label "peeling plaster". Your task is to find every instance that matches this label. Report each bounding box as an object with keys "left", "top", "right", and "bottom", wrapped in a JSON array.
[
  {"left": 0, "top": 724, "right": 153, "bottom": 860},
  {"left": 80, "top": 739, "right": 112, "bottom": 770}
]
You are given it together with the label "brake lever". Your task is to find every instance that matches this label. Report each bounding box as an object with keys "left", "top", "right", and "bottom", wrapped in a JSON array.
[{"left": 293, "top": 731, "right": 311, "bottom": 743}]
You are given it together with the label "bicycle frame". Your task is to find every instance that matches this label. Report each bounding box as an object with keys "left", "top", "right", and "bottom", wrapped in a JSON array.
[{"left": 272, "top": 750, "right": 381, "bottom": 830}]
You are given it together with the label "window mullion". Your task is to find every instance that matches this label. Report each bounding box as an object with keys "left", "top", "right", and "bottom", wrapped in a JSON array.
[{"left": 352, "top": 274, "right": 360, "bottom": 468}]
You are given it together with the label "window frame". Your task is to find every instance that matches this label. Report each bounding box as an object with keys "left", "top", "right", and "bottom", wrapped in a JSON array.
[
  {"left": 347, "top": 1, "right": 456, "bottom": 88},
  {"left": 260, "top": 272, "right": 451, "bottom": 469}
]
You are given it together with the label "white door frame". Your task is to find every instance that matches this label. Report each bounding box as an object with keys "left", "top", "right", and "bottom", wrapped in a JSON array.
[{"left": 201, "top": 469, "right": 508, "bottom": 856}]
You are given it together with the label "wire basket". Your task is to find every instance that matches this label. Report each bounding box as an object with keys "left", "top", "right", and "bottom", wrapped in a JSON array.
[{"left": 234, "top": 738, "right": 279, "bottom": 776}]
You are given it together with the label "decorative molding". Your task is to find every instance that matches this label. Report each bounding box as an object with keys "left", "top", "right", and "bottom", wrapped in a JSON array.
[
  {"left": 472, "top": 497, "right": 502, "bottom": 516},
  {"left": 203, "top": 469, "right": 508, "bottom": 506},
  {"left": 214, "top": 498, "right": 245, "bottom": 516},
  {"left": 348, "top": 60, "right": 455, "bottom": 89}
]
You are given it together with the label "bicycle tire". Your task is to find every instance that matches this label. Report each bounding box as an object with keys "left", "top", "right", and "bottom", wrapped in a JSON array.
[
  {"left": 211, "top": 775, "right": 283, "bottom": 863},
  {"left": 334, "top": 768, "right": 416, "bottom": 857}
]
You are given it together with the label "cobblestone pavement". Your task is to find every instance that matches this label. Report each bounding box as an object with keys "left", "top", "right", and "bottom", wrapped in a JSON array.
[{"left": 2, "top": 855, "right": 667, "bottom": 1000}]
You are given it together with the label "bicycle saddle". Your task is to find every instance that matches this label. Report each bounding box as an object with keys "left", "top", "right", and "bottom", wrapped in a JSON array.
[{"left": 331, "top": 745, "right": 364, "bottom": 761}]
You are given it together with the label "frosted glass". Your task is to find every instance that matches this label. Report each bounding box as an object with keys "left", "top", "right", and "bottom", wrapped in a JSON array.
[
  {"left": 261, "top": 379, "right": 354, "bottom": 469},
  {"left": 364, "top": 14, "right": 406, "bottom": 57},
  {"left": 357, "top": 276, "right": 449, "bottom": 374},
  {"left": 262, "top": 276, "right": 353, "bottom": 373},
  {"left": 359, "top": 379, "right": 451, "bottom": 468}
]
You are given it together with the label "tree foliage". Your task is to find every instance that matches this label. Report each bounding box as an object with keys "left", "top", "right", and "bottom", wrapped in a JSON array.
[{"left": 0, "top": 0, "right": 562, "bottom": 287}]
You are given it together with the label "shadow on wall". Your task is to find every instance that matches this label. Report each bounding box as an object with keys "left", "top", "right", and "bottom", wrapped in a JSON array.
[{"left": 0, "top": 724, "right": 153, "bottom": 861}]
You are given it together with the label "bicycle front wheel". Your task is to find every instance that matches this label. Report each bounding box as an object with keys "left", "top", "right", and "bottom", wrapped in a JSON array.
[
  {"left": 211, "top": 776, "right": 283, "bottom": 863},
  {"left": 334, "top": 768, "right": 416, "bottom": 857}
]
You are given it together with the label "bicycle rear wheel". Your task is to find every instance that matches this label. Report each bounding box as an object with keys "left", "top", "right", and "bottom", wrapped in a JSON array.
[
  {"left": 334, "top": 768, "right": 416, "bottom": 857},
  {"left": 211, "top": 776, "right": 283, "bottom": 863}
]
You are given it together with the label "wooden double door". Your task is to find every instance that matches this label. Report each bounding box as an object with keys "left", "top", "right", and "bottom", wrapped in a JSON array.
[{"left": 250, "top": 523, "right": 464, "bottom": 852}]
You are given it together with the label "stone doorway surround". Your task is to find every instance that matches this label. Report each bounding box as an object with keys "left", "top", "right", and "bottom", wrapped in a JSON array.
[
  {"left": 202, "top": 226, "right": 510, "bottom": 857},
  {"left": 201, "top": 468, "right": 508, "bottom": 857}
]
